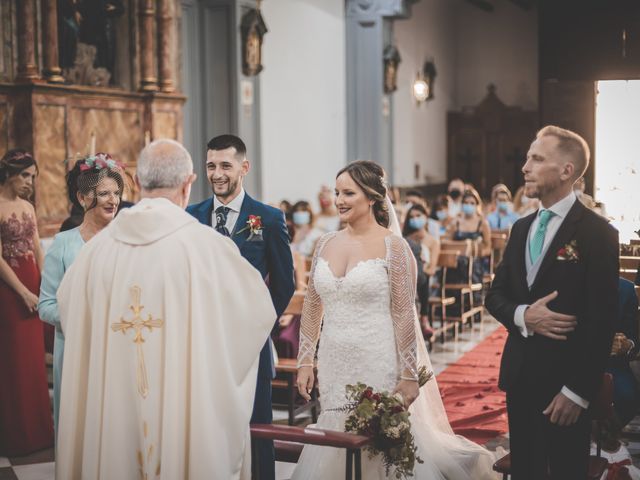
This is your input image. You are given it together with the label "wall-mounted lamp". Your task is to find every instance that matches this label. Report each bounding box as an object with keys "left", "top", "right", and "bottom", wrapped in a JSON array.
[
  {"left": 412, "top": 60, "right": 437, "bottom": 105},
  {"left": 412, "top": 73, "right": 429, "bottom": 103}
]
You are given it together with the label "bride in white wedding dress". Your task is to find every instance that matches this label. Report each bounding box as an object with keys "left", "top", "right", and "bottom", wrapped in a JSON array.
[{"left": 293, "top": 161, "right": 498, "bottom": 479}]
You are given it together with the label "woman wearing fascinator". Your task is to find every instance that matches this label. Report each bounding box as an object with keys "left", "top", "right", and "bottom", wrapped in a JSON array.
[
  {"left": 39, "top": 153, "right": 124, "bottom": 435},
  {"left": 294, "top": 160, "right": 498, "bottom": 479}
]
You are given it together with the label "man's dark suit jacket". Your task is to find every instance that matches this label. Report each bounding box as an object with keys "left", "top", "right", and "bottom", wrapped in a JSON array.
[
  {"left": 486, "top": 200, "right": 619, "bottom": 403},
  {"left": 187, "top": 193, "right": 295, "bottom": 380}
]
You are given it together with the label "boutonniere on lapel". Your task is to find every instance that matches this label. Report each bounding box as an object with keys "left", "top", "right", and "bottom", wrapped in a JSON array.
[
  {"left": 236, "top": 215, "right": 263, "bottom": 241},
  {"left": 556, "top": 240, "right": 580, "bottom": 262}
]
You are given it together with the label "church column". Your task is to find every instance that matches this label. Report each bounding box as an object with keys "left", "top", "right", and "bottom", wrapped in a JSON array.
[
  {"left": 139, "top": 0, "right": 158, "bottom": 91},
  {"left": 41, "top": 0, "right": 64, "bottom": 83},
  {"left": 345, "top": 0, "right": 417, "bottom": 182},
  {"left": 157, "top": 0, "right": 175, "bottom": 93},
  {"left": 16, "top": 0, "right": 40, "bottom": 82}
]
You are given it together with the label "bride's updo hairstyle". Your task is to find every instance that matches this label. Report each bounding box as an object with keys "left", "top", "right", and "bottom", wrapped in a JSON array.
[{"left": 336, "top": 160, "right": 389, "bottom": 228}]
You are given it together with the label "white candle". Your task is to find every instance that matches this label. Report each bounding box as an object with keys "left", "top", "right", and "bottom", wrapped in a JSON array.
[{"left": 89, "top": 131, "right": 96, "bottom": 156}]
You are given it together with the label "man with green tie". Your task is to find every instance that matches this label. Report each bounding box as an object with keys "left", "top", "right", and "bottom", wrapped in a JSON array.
[{"left": 486, "top": 126, "right": 619, "bottom": 479}]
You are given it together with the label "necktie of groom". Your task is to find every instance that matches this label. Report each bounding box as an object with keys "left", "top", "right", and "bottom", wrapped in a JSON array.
[
  {"left": 529, "top": 209, "right": 555, "bottom": 264},
  {"left": 215, "top": 206, "right": 231, "bottom": 237}
]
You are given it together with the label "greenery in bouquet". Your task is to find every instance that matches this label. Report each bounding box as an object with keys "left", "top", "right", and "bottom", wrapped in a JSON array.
[{"left": 343, "top": 366, "right": 433, "bottom": 479}]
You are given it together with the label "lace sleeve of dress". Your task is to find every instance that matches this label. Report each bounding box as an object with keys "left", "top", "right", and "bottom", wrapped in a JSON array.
[
  {"left": 387, "top": 235, "right": 419, "bottom": 381},
  {"left": 297, "top": 232, "right": 335, "bottom": 368}
]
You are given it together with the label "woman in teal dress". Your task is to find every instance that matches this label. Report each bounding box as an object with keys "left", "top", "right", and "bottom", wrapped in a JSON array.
[{"left": 39, "top": 154, "right": 124, "bottom": 433}]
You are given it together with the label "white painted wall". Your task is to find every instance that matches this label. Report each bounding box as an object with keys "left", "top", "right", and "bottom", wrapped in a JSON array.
[
  {"left": 392, "top": 0, "right": 538, "bottom": 188},
  {"left": 259, "top": 0, "right": 346, "bottom": 207},
  {"left": 393, "top": 0, "right": 458, "bottom": 187},
  {"left": 455, "top": 0, "right": 538, "bottom": 109}
]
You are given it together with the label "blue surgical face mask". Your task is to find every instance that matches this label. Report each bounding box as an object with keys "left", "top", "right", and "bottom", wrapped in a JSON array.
[
  {"left": 497, "top": 201, "right": 510, "bottom": 213},
  {"left": 408, "top": 216, "right": 427, "bottom": 230},
  {"left": 293, "top": 211, "right": 311, "bottom": 226},
  {"left": 462, "top": 204, "right": 476, "bottom": 216},
  {"left": 436, "top": 210, "right": 448, "bottom": 221}
]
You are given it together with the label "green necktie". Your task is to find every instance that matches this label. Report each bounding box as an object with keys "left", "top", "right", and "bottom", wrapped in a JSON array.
[{"left": 529, "top": 209, "right": 555, "bottom": 264}]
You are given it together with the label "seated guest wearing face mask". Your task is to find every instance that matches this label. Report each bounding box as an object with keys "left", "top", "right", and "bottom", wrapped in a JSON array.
[
  {"left": 403, "top": 204, "right": 440, "bottom": 336},
  {"left": 487, "top": 184, "right": 519, "bottom": 230},
  {"left": 404, "top": 191, "right": 442, "bottom": 239},
  {"left": 445, "top": 189, "right": 491, "bottom": 306},
  {"left": 447, "top": 178, "right": 465, "bottom": 218},
  {"left": 430, "top": 194, "right": 450, "bottom": 236},
  {"left": 291, "top": 200, "right": 323, "bottom": 258},
  {"left": 315, "top": 186, "right": 340, "bottom": 233}
]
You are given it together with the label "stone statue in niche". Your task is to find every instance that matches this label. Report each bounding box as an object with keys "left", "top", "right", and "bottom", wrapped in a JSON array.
[
  {"left": 383, "top": 45, "right": 401, "bottom": 94},
  {"left": 240, "top": 8, "right": 268, "bottom": 77},
  {"left": 65, "top": 43, "right": 111, "bottom": 87},
  {"left": 58, "top": 0, "right": 124, "bottom": 86}
]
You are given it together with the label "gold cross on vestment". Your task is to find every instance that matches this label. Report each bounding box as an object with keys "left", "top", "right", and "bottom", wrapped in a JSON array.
[{"left": 111, "top": 286, "right": 164, "bottom": 399}]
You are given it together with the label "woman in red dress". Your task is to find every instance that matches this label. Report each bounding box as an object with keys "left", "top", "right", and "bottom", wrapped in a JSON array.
[{"left": 0, "top": 149, "right": 53, "bottom": 456}]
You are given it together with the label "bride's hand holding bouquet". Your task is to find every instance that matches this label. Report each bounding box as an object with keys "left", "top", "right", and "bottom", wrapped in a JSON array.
[{"left": 393, "top": 372, "right": 420, "bottom": 409}]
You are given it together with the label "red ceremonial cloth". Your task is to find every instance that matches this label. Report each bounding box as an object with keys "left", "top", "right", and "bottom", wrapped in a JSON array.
[{"left": 437, "top": 326, "right": 509, "bottom": 445}]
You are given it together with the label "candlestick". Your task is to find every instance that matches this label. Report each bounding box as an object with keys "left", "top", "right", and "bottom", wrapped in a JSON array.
[{"left": 89, "top": 131, "right": 96, "bottom": 156}]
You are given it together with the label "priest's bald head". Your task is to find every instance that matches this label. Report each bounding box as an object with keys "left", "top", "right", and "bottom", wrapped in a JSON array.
[{"left": 136, "top": 139, "right": 197, "bottom": 209}]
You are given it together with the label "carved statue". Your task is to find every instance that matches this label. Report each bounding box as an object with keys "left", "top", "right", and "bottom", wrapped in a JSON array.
[{"left": 64, "top": 43, "right": 111, "bottom": 87}]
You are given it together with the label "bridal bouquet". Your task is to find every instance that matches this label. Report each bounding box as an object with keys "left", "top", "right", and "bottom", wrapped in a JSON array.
[{"left": 343, "top": 366, "right": 433, "bottom": 479}]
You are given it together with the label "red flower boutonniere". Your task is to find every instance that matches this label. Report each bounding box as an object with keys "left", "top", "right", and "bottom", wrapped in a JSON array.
[
  {"left": 236, "top": 215, "right": 263, "bottom": 241},
  {"left": 556, "top": 240, "right": 579, "bottom": 262}
]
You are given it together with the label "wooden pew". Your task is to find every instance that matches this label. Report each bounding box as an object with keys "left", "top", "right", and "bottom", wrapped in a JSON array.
[
  {"left": 428, "top": 252, "right": 458, "bottom": 343},
  {"left": 620, "top": 256, "right": 640, "bottom": 283},
  {"left": 251, "top": 423, "right": 371, "bottom": 480},
  {"left": 272, "top": 291, "right": 319, "bottom": 425},
  {"left": 439, "top": 240, "right": 484, "bottom": 333}
]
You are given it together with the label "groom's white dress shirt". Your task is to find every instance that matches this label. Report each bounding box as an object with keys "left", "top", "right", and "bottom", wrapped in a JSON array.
[
  {"left": 212, "top": 188, "right": 245, "bottom": 233},
  {"left": 512, "top": 190, "right": 589, "bottom": 408}
]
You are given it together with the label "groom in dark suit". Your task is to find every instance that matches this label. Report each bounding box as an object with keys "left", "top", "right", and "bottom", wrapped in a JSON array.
[
  {"left": 486, "top": 126, "right": 619, "bottom": 479},
  {"left": 187, "top": 134, "right": 295, "bottom": 480}
]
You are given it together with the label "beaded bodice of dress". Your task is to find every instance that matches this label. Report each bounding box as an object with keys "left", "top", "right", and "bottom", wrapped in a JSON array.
[
  {"left": 313, "top": 257, "right": 399, "bottom": 410},
  {"left": 1, "top": 212, "right": 36, "bottom": 267}
]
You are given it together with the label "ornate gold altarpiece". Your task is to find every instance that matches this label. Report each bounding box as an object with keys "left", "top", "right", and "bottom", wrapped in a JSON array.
[{"left": 0, "top": 0, "right": 184, "bottom": 236}]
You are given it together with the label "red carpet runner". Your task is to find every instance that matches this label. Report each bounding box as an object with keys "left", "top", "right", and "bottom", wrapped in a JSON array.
[{"left": 436, "top": 326, "right": 509, "bottom": 445}]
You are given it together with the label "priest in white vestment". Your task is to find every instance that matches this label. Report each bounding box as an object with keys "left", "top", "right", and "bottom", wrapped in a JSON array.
[{"left": 55, "top": 139, "right": 276, "bottom": 480}]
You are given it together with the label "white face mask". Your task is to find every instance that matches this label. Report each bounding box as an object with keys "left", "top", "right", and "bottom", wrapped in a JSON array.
[{"left": 293, "top": 211, "right": 311, "bottom": 226}]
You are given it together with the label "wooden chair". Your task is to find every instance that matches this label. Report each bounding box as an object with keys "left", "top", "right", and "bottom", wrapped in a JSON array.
[
  {"left": 251, "top": 423, "right": 371, "bottom": 480},
  {"left": 428, "top": 252, "right": 458, "bottom": 343},
  {"left": 272, "top": 292, "right": 319, "bottom": 425},
  {"left": 620, "top": 256, "right": 640, "bottom": 283},
  {"left": 492, "top": 373, "right": 614, "bottom": 480},
  {"left": 439, "top": 239, "right": 484, "bottom": 332},
  {"left": 284, "top": 291, "right": 305, "bottom": 316},
  {"left": 486, "top": 231, "right": 509, "bottom": 288}
]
